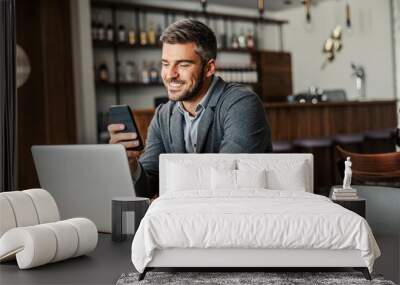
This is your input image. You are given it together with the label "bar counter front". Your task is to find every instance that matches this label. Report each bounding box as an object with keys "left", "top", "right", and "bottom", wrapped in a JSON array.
[{"left": 133, "top": 100, "right": 398, "bottom": 144}]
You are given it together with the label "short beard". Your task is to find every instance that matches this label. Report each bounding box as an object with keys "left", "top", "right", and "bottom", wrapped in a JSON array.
[{"left": 170, "top": 65, "right": 206, "bottom": 102}]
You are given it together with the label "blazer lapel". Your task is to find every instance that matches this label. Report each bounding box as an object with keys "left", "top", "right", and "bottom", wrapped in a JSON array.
[
  {"left": 169, "top": 107, "right": 186, "bottom": 153},
  {"left": 196, "top": 107, "right": 214, "bottom": 153},
  {"left": 196, "top": 77, "right": 226, "bottom": 153}
]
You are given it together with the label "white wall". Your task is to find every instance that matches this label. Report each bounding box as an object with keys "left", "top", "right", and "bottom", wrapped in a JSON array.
[{"left": 275, "top": 0, "right": 395, "bottom": 100}]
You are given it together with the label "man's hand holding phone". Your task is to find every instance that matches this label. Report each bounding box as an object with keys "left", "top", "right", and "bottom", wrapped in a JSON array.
[
  {"left": 107, "top": 104, "right": 144, "bottom": 174},
  {"left": 108, "top": 124, "right": 141, "bottom": 173}
]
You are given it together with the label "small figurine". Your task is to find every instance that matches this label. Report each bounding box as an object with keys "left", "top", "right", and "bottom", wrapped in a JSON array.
[{"left": 342, "top": 157, "right": 352, "bottom": 189}]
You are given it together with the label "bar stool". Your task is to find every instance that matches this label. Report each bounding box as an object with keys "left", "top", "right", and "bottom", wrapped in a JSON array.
[
  {"left": 363, "top": 128, "right": 396, "bottom": 153},
  {"left": 293, "top": 138, "right": 333, "bottom": 196},
  {"left": 332, "top": 133, "right": 364, "bottom": 184},
  {"left": 272, "top": 141, "right": 293, "bottom": 153}
]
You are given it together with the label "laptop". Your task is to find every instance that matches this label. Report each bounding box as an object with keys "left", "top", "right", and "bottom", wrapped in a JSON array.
[{"left": 32, "top": 144, "right": 135, "bottom": 232}]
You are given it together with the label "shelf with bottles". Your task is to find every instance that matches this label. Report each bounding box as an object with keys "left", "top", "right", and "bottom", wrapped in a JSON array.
[
  {"left": 90, "top": 0, "right": 280, "bottom": 54},
  {"left": 216, "top": 63, "right": 258, "bottom": 84},
  {"left": 95, "top": 60, "right": 163, "bottom": 88},
  {"left": 91, "top": 1, "right": 288, "bottom": 26}
]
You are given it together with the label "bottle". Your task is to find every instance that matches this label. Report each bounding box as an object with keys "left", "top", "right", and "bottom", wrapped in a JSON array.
[
  {"left": 118, "top": 25, "right": 126, "bottom": 42},
  {"left": 106, "top": 24, "right": 114, "bottom": 42},
  {"left": 140, "top": 29, "right": 147, "bottom": 46},
  {"left": 231, "top": 34, "right": 239, "bottom": 49},
  {"left": 246, "top": 30, "right": 255, "bottom": 49},
  {"left": 125, "top": 61, "right": 138, "bottom": 82},
  {"left": 148, "top": 22, "right": 156, "bottom": 45},
  {"left": 128, "top": 28, "right": 136, "bottom": 46},
  {"left": 238, "top": 29, "right": 246, "bottom": 49},
  {"left": 98, "top": 63, "right": 109, "bottom": 82},
  {"left": 141, "top": 61, "right": 150, "bottom": 84},
  {"left": 97, "top": 20, "right": 105, "bottom": 41},
  {"left": 156, "top": 24, "right": 163, "bottom": 45},
  {"left": 149, "top": 62, "right": 159, "bottom": 83}
]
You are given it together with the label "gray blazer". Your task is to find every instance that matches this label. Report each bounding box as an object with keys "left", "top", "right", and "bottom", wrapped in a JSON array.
[{"left": 135, "top": 77, "right": 272, "bottom": 198}]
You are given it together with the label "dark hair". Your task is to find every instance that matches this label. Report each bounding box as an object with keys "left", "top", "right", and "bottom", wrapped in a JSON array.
[{"left": 160, "top": 19, "right": 217, "bottom": 62}]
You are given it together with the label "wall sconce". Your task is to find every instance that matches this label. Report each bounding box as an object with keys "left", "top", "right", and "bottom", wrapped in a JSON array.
[
  {"left": 321, "top": 25, "right": 343, "bottom": 69},
  {"left": 346, "top": 2, "right": 351, "bottom": 29},
  {"left": 302, "top": 0, "right": 313, "bottom": 31},
  {"left": 16, "top": 45, "right": 31, "bottom": 89}
]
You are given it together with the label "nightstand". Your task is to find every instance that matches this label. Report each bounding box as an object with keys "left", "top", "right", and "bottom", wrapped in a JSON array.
[{"left": 329, "top": 189, "right": 366, "bottom": 218}]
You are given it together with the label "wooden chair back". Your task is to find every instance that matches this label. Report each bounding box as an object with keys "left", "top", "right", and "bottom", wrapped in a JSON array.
[{"left": 336, "top": 145, "right": 400, "bottom": 184}]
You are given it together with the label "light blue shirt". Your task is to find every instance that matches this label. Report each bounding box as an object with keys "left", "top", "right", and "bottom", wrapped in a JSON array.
[{"left": 177, "top": 76, "right": 218, "bottom": 153}]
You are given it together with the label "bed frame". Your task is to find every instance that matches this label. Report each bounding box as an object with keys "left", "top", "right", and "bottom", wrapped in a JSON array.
[{"left": 138, "top": 154, "right": 372, "bottom": 281}]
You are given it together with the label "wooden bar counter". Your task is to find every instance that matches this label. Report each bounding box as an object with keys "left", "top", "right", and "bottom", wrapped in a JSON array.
[{"left": 133, "top": 100, "right": 398, "bottom": 144}]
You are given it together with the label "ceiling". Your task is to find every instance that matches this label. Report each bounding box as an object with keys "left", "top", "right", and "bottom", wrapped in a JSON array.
[{"left": 174, "top": 0, "right": 325, "bottom": 11}]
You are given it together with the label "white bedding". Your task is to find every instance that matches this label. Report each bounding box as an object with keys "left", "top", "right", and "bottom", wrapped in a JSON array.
[{"left": 131, "top": 190, "right": 380, "bottom": 273}]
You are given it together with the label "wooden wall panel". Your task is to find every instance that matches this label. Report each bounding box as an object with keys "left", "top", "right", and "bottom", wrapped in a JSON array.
[{"left": 16, "top": 0, "right": 76, "bottom": 189}]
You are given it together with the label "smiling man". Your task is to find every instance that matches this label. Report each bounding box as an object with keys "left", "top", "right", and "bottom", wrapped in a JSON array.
[{"left": 108, "top": 19, "right": 272, "bottom": 198}]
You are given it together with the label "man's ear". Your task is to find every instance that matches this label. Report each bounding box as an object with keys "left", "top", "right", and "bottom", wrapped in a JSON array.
[{"left": 205, "top": 59, "right": 216, "bottom": 78}]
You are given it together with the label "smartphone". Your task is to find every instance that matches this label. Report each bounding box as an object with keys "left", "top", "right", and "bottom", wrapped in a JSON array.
[{"left": 108, "top": 104, "right": 143, "bottom": 151}]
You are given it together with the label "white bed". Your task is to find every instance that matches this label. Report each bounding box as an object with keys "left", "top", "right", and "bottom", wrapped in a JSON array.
[{"left": 131, "top": 154, "right": 380, "bottom": 280}]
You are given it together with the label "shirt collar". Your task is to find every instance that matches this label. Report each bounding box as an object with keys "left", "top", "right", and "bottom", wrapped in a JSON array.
[{"left": 177, "top": 76, "right": 218, "bottom": 116}]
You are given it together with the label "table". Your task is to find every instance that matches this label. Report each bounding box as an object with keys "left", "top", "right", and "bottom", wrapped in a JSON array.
[{"left": 112, "top": 197, "right": 150, "bottom": 242}]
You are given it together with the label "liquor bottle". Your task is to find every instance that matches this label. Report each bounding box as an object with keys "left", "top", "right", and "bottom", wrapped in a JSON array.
[
  {"left": 125, "top": 61, "right": 138, "bottom": 82},
  {"left": 156, "top": 24, "right": 163, "bottom": 45},
  {"left": 106, "top": 24, "right": 114, "bottom": 42},
  {"left": 149, "top": 62, "right": 159, "bottom": 83},
  {"left": 231, "top": 34, "right": 239, "bottom": 49},
  {"left": 140, "top": 29, "right": 147, "bottom": 46},
  {"left": 148, "top": 22, "right": 156, "bottom": 45},
  {"left": 238, "top": 29, "right": 246, "bottom": 49},
  {"left": 128, "top": 28, "right": 136, "bottom": 46},
  {"left": 246, "top": 30, "right": 255, "bottom": 49},
  {"left": 98, "top": 63, "right": 109, "bottom": 82},
  {"left": 141, "top": 61, "right": 150, "bottom": 84},
  {"left": 118, "top": 25, "right": 126, "bottom": 43},
  {"left": 97, "top": 20, "right": 105, "bottom": 41}
]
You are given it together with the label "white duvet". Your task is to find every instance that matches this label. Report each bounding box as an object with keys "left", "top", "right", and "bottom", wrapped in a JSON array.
[{"left": 131, "top": 190, "right": 380, "bottom": 273}]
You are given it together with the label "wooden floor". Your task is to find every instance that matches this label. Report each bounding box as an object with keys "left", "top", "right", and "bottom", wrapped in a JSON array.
[{"left": 0, "top": 234, "right": 398, "bottom": 284}]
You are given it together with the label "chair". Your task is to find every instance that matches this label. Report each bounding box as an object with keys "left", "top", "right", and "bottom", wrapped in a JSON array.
[
  {"left": 272, "top": 141, "right": 293, "bottom": 153},
  {"left": 0, "top": 189, "right": 98, "bottom": 269},
  {"left": 336, "top": 145, "right": 400, "bottom": 186}
]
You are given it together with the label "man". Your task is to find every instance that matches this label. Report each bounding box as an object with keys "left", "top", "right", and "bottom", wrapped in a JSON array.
[{"left": 108, "top": 19, "right": 272, "bottom": 198}]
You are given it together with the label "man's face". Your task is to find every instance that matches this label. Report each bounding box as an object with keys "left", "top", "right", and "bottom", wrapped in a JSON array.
[{"left": 161, "top": 42, "right": 207, "bottom": 102}]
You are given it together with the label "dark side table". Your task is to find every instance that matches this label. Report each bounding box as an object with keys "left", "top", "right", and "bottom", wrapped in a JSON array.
[
  {"left": 329, "top": 188, "right": 366, "bottom": 218},
  {"left": 112, "top": 197, "right": 150, "bottom": 242}
]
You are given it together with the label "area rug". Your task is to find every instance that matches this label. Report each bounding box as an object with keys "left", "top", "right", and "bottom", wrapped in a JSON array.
[{"left": 116, "top": 271, "right": 396, "bottom": 285}]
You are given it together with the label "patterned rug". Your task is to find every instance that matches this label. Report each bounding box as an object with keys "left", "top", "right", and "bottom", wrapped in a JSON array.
[{"left": 116, "top": 271, "right": 396, "bottom": 285}]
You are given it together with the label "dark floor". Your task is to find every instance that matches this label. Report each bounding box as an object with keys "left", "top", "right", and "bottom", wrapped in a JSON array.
[
  {"left": 0, "top": 234, "right": 399, "bottom": 285},
  {"left": 0, "top": 234, "right": 133, "bottom": 285}
]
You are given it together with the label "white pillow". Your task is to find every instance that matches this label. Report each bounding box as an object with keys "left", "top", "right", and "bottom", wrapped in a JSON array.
[
  {"left": 211, "top": 168, "right": 236, "bottom": 190},
  {"left": 237, "top": 159, "right": 309, "bottom": 192},
  {"left": 237, "top": 169, "right": 267, "bottom": 189},
  {"left": 166, "top": 159, "right": 235, "bottom": 192},
  {"left": 211, "top": 168, "right": 267, "bottom": 190}
]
